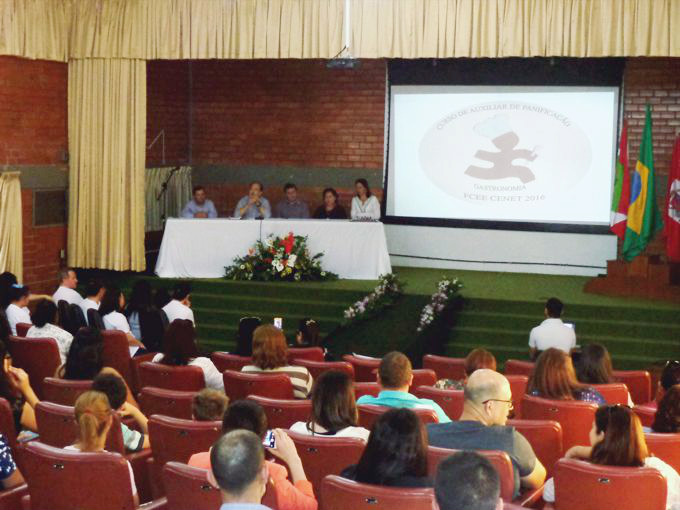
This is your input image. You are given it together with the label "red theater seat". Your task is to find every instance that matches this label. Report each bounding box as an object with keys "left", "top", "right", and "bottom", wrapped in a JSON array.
[
  {"left": 161, "top": 461, "right": 221, "bottom": 510},
  {"left": 504, "top": 359, "right": 535, "bottom": 377},
  {"left": 6, "top": 335, "right": 61, "bottom": 400},
  {"left": 0, "top": 483, "right": 27, "bottom": 510},
  {"left": 410, "top": 369, "right": 437, "bottom": 388},
  {"left": 320, "top": 475, "right": 434, "bottom": 510},
  {"left": 342, "top": 354, "right": 381, "bottom": 382},
  {"left": 247, "top": 395, "right": 312, "bottom": 429},
  {"left": 422, "top": 354, "right": 467, "bottom": 381},
  {"left": 645, "top": 432, "right": 680, "bottom": 473},
  {"left": 287, "top": 347, "right": 325, "bottom": 363},
  {"left": 591, "top": 382, "right": 630, "bottom": 405},
  {"left": 42, "top": 378, "right": 92, "bottom": 406},
  {"left": 506, "top": 374, "right": 529, "bottom": 417},
  {"left": 101, "top": 330, "right": 137, "bottom": 390},
  {"left": 222, "top": 370, "right": 294, "bottom": 402},
  {"left": 353, "top": 382, "right": 380, "bottom": 399},
  {"left": 210, "top": 352, "right": 252, "bottom": 373},
  {"left": 138, "top": 361, "right": 205, "bottom": 392},
  {"left": 634, "top": 403, "right": 657, "bottom": 427},
  {"left": 15, "top": 323, "right": 31, "bottom": 337},
  {"left": 613, "top": 370, "right": 652, "bottom": 405},
  {"left": 412, "top": 386, "right": 464, "bottom": 420},
  {"left": 138, "top": 387, "right": 196, "bottom": 420},
  {"left": 507, "top": 419, "right": 563, "bottom": 477},
  {"left": 0, "top": 398, "right": 17, "bottom": 450},
  {"left": 292, "top": 359, "right": 355, "bottom": 380},
  {"left": 358, "top": 404, "right": 438, "bottom": 430}
]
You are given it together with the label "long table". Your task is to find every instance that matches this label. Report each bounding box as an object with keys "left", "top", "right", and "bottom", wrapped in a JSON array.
[{"left": 155, "top": 218, "right": 392, "bottom": 280}]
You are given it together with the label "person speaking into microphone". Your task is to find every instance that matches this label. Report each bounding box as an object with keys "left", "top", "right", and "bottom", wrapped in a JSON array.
[{"left": 234, "top": 181, "right": 272, "bottom": 219}]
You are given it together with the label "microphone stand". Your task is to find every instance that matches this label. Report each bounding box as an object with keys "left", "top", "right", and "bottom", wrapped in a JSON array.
[{"left": 156, "top": 166, "right": 180, "bottom": 226}]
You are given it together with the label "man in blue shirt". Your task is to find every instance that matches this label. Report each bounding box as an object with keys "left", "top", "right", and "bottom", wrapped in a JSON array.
[
  {"left": 181, "top": 185, "right": 218, "bottom": 218},
  {"left": 356, "top": 351, "right": 451, "bottom": 423},
  {"left": 234, "top": 181, "right": 272, "bottom": 219}
]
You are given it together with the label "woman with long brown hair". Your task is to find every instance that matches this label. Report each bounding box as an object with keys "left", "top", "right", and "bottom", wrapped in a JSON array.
[{"left": 652, "top": 384, "right": 680, "bottom": 433}]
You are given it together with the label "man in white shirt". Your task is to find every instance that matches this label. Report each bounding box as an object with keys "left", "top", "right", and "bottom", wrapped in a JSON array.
[
  {"left": 80, "top": 280, "right": 104, "bottom": 325},
  {"left": 162, "top": 282, "right": 195, "bottom": 325},
  {"left": 181, "top": 185, "right": 218, "bottom": 219},
  {"left": 528, "top": 297, "right": 576, "bottom": 359},
  {"left": 52, "top": 268, "right": 83, "bottom": 306},
  {"left": 5, "top": 284, "right": 32, "bottom": 336}
]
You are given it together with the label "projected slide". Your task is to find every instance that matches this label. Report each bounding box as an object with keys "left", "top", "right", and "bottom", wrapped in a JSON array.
[{"left": 386, "top": 86, "right": 619, "bottom": 225}]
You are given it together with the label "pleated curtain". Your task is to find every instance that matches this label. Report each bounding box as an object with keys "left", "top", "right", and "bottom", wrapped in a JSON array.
[
  {"left": 145, "top": 166, "right": 193, "bottom": 232},
  {"left": 0, "top": 172, "right": 23, "bottom": 281}
]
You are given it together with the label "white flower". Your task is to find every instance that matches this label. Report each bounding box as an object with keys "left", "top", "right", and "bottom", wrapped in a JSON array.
[
  {"left": 265, "top": 238, "right": 274, "bottom": 247},
  {"left": 275, "top": 262, "right": 284, "bottom": 272},
  {"left": 240, "top": 264, "right": 245, "bottom": 270},
  {"left": 287, "top": 254, "right": 297, "bottom": 267}
]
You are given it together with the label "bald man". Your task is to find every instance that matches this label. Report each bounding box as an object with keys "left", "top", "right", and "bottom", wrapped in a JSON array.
[{"left": 427, "top": 369, "right": 546, "bottom": 497}]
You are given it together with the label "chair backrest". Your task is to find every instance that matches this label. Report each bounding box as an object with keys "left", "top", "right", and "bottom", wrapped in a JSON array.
[
  {"left": 613, "top": 370, "right": 652, "bottom": 405},
  {"left": 6, "top": 335, "right": 61, "bottom": 400},
  {"left": 342, "top": 354, "right": 381, "bottom": 382},
  {"left": 148, "top": 415, "right": 222, "bottom": 468},
  {"left": 288, "top": 346, "right": 325, "bottom": 363},
  {"left": 520, "top": 394, "right": 597, "bottom": 451},
  {"left": 358, "top": 404, "right": 439, "bottom": 430},
  {"left": 422, "top": 354, "right": 467, "bottom": 381},
  {"left": 591, "top": 382, "right": 630, "bottom": 405},
  {"left": 288, "top": 431, "right": 366, "bottom": 496},
  {"left": 87, "top": 308, "right": 105, "bottom": 330},
  {"left": 22, "top": 441, "right": 137, "bottom": 510},
  {"left": 100, "top": 330, "right": 135, "bottom": 388},
  {"left": 412, "top": 386, "right": 464, "bottom": 421},
  {"left": 138, "top": 361, "right": 205, "bottom": 391},
  {"left": 15, "top": 322, "right": 32, "bottom": 337},
  {"left": 69, "top": 304, "right": 87, "bottom": 332},
  {"left": 247, "top": 395, "right": 312, "bottom": 429},
  {"left": 210, "top": 352, "right": 252, "bottom": 373},
  {"left": 506, "top": 374, "right": 529, "bottom": 417},
  {"left": 57, "top": 300, "right": 76, "bottom": 334},
  {"left": 139, "top": 387, "right": 196, "bottom": 420},
  {"left": 0, "top": 398, "right": 17, "bottom": 451},
  {"left": 426, "top": 446, "right": 515, "bottom": 501},
  {"left": 410, "top": 369, "right": 437, "bottom": 388},
  {"left": 293, "top": 359, "right": 355, "bottom": 380},
  {"left": 138, "top": 309, "right": 166, "bottom": 352},
  {"left": 645, "top": 432, "right": 680, "bottom": 473},
  {"left": 42, "top": 377, "right": 92, "bottom": 406},
  {"left": 161, "top": 461, "right": 221, "bottom": 510},
  {"left": 320, "top": 475, "right": 434, "bottom": 510},
  {"left": 222, "top": 370, "right": 294, "bottom": 401},
  {"left": 507, "top": 419, "right": 563, "bottom": 478},
  {"left": 634, "top": 404, "right": 657, "bottom": 428},
  {"left": 353, "top": 382, "right": 380, "bottom": 399},
  {"left": 553, "top": 458, "right": 667, "bottom": 510},
  {"left": 504, "top": 359, "right": 535, "bottom": 377}
]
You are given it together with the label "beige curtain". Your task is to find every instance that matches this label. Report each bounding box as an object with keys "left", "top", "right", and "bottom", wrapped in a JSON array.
[
  {"left": 0, "top": 172, "right": 23, "bottom": 281},
  {"left": 145, "top": 166, "right": 192, "bottom": 231},
  {"left": 67, "top": 58, "right": 146, "bottom": 271}
]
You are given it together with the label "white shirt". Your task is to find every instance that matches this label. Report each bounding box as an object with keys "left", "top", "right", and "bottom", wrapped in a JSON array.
[
  {"left": 52, "top": 286, "right": 84, "bottom": 306},
  {"left": 162, "top": 299, "right": 195, "bottom": 325},
  {"left": 64, "top": 445, "right": 137, "bottom": 496},
  {"left": 80, "top": 298, "right": 100, "bottom": 325},
  {"left": 26, "top": 323, "right": 74, "bottom": 364},
  {"left": 152, "top": 353, "right": 224, "bottom": 391},
  {"left": 5, "top": 304, "right": 31, "bottom": 336},
  {"left": 289, "top": 421, "right": 370, "bottom": 442},
  {"left": 103, "top": 311, "right": 139, "bottom": 356},
  {"left": 528, "top": 318, "right": 576, "bottom": 353},
  {"left": 350, "top": 195, "right": 381, "bottom": 220}
]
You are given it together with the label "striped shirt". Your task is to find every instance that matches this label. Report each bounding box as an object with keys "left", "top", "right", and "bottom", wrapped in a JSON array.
[{"left": 241, "top": 365, "right": 313, "bottom": 399}]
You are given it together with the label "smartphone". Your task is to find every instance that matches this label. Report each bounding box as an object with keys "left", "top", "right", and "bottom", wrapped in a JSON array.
[
  {"left": 273, "top": 317, "right": 283, "bottom": 329},
  {"left": 564, "top": 322, "right": 575, "bottom": 330},
  {"left": 263, "top": 429, "right": 276, "bottom": 449}
]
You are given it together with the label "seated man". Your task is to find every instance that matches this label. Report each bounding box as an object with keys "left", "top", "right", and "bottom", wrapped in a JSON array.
[
  {"left": 5, "top": 284, "right": 31, "bottom": 336},
  {"left": 193, "top": 388, "right": 230, "bottom": 421},
  {"left": 275, "top": 183, "right": 310, "bottom": 219},
  {"left": 80, "top": 279, "right": 105, "bottom": 325},
  {"left": 234, "top": 181, "right": 271, "bottom": 219},
  {"left": 356, "top": 351, "right": 451, "bottom": 423},
  {"left": 182, "top": 185, "right": 218, "bottom": 219},
  {"left": 162, "top": 282, "right": 195, "bottom": 325},
  {"left": 435, "top": 451, "right": 502, "bottom": 510},
  {"left": 528, "top": 297, "right": 576, "bottom": 360},
  {"left": 427, "top": 369, "right": 546, "bottom": 497},
  {"left": 52, "top": 268, "right": 83, "bottom": 306}
]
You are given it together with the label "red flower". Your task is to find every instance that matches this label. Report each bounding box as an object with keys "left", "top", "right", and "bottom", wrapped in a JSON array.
[
  {"left": 283, "top": 233, "right": 295, "bottom": 254},
  {"left": 264, "top": 258, "right": 272, "bottom": 263}
]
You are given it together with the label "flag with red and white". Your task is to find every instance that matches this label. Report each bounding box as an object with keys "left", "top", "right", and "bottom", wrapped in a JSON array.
[
  {"left": 610, "top": 120, "right": 630, "bottom": 238},
  {"left": 665, "top": 134, "right": 680, "bottom": 262}
]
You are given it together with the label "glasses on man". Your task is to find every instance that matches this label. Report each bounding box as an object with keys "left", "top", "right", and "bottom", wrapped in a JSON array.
[{"left": 483, "top": 399, "right": 514, "bottom": 412}]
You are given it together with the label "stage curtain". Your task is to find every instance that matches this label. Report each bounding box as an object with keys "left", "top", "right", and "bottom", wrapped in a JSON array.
[
  {"left": 145, "top": 166, "right": 192, "bottom": 232},
  {"left": 0, "top": 172, "right": 23, "bottom": 282},
  {"left": 67, "top": 59, "right": 146, "bottom": 271}
]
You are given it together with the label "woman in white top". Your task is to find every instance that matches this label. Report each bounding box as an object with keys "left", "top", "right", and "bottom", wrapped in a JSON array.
[
  {"left": 100, "top": 285, "right": 145, "bottom": 356},
  {"left": 26, "top": 299, "right": 73, "bottom": 364},
  {"left": 350, "top": 178, "right": 381, "bottom": 220},
  {"left": 290, "top": 370, "right": 369, "bottom": 441},
  {"left": 152, "top": 319, "right": 224, "bottom": 391},
  {"left": 4, "top": 284, "right": 31, "bottom": 336},
  {"left": 543, "top": 404, "right": 680, "bottom": 510}
]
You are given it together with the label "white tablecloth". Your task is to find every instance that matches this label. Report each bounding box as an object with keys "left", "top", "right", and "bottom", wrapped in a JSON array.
[{"left": 155, "top": 218, "right": 392, "bottom": 280}]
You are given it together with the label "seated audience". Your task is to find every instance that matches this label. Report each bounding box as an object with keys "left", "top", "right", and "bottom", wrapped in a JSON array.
[
  {"left": 290, "top": 370, "right": 370, "bottom": 441},
  {"left": 528, "top": 348, "right": 606, "bottom": 405},
  {"left": 162, "top": 282, "right": 195, "bottom": 325},
  {"left": 80, "top": 279, "right": 104, "bottom": 325},
  {"left": 294, "top": 318, "right": 321, "bottom": 347},
  {"left": 341, "top": 408, "right": 431, "bottom": 487},
  {"left": 356, "top": 351, "right": 450, "bottom": 423},
  {"left": 242, "top": 325, "right": 312, "bottom": 399},
  {"left": 0, "top": 272, "right": 18, "bottom": 310},
  {"left": 576, "top": 343, "right": 633, "bottom": 406},
  {"left": 152, "top": 319, "right": 224, "bottom": 390},
  {"left": 234, "top": 316, "right": 262, "bottom": 357},
  {"left": 275, "top": 183, "right": 310, "bottom": 219},
  {"left": 651, "top": 384, "right": 680, "bottom": 433},
  {"left": 656, "top": 360, "right": 680, "bottom": 403},
  {"left": 181, "top": 185, "right": 218, "bottom": 219},
  {"left": 67, "top": 391, "right": 138, "bottom": 504},
  {"left": 350, "top": 178, "right": 381, "bottom": 220},
  {"left": 543, "top": 404, "right": 680, "bottom": 509},
  {"left": 528, "top": 297, "right": 576, "bottom": 359},
  {"left": 52, "top": 268, "right": 83, "bottom": 306},
  {"left": 312, "top": 187, "right": 347, "bottom": 220},
  {"left": 124, "top": 280, "right": 153, "bottom": 341},
  {"left": 0, "top": 340, "right": 39, "bottom": 432},
  {"left": 189, "top": 399, "right": 317, "bottom": 510},
  {"left": 100, "top": 285, "right": 145, "bottom": 355},
  {"left": 92, "top": 373, "right": 149, "bottom": 451},
  {"left": 0, "top": 433, "right": 24, "bottom": 489},
  {"left": 193, "top": 388, "right": 230, "bottom": 421},
  {"left": 435, "top": 451, "right": 502, "bottom": 510},
  {"left": 234, "top": 181, "right": 271, "bottom": 220},
  {"left": 26, "top": 299, "right": 73, "bottom": 364},
  {"left": 428, "top": 369, "right": 546, "bottom": 496},
  {"left": 153, "top": 287, "right": 172, "bottom": 310},
  {"left": 435, "top": 347, "right": 497, "bottom": 390},
  {"left": 5, "top": 284, "right": 31, "bottom": 336},
  {"left": 0, "top": 311, "right": 9, "bottom": 343}
]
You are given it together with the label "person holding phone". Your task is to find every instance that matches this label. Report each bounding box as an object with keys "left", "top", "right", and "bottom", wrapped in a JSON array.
[
  {"left": 528, "top": 297, "right": 576, "bottom": 360},
  {"left": 234, "top": 182, "right": 271, "bottom": 220}
]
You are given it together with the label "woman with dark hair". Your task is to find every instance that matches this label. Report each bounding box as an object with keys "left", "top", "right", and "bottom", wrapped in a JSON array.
[
  {"left": 576, "top": 343, "right": 634, "bottom": 406},
  {"left": 341, "top": 408, "right": 431, "bottom": 487},
  {"left": 652, "top": 385, "right": 680, "bottom": 433},
  {"left": 124, "top": 280, "right": 152, "bottom": 341},
  {"left": 528, "top": 348, "right": 606, "bottom": 405},
  {"left": 234, "top": 316, "right": 262, "bottom": 357},
  {"left": 0, "top": 341, "right": 39, "bottom": 432},
  {"left": 100, "top": 285, "right": 145, "bottom": 355},
  {"left": 153, "top": 288, "right": 172, "bottom": 310},
  {"left": 0, "top": 311, "right": 11, "bottom": 343},
  {"left": 0, "top": 272, "right": 17, "bottom": 310},
  {"left": 543, "top": 405, "right": 680, "bottom": 508},
  {"left": 290, "top": 370, "right": 369, "bottom": 441},
  {"left": 26, "top": 299, "right": 73, "bottom": 363},
  {"left": 4, "top": 284, "right": 31, "bottom": 336},
  {"left": 350, "top": 178, "right": 380, "bottom": 220},
  {"left": 294, "top": 318, "right": 322, "bottom": 348},
  {"left": 152, "top": 319, "right": 223, "bottom": 390},
  {"left": 312, "top": 188, "right": 347, "bottom": 219}
]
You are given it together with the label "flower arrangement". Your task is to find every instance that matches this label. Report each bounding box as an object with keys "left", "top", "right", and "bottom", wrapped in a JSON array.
[
  {"left": 224, "top": 232, "right": 337, "bottom": 282},
  {"left": 343, "top": 273, "right": 404, "bottom": 325},
  {"left": 417, "top": 276, "right": 463, "bottom": 332}
]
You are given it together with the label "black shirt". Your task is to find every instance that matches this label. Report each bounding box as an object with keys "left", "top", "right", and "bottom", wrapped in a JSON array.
[{"left": 312, "top": 205, "right": 347, "bottom": 220}]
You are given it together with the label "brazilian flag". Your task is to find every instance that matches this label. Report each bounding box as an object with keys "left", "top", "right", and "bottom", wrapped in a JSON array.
[{"left": 623, "top": 105, "right": 663, "bottom": 261}]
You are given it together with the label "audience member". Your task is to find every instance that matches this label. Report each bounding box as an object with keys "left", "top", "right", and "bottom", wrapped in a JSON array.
[
  {"left": 193, "top": 388, "right": 229, "bottom": 421},
  {"left": 341, "top": 408, "right": 431, "bottom": 487},
  {"left": 575, "top": 344, "right": 633, "bottom": 406},
  {"left": 350, "top": 178, "right": 381, "bottom": 220},
  {"left": 435, "top": 347, "right": 497, "bottom": 390},
  {"left": 294, "top": 318, "right": 321, "bottom": 347},
  {"left": 242, "top": 325, "right": 312, "bottom": 399},
  {"left": 152, "top": 319, "right": 224, "bottom": 390},
  {"left": 528, "top": 348, "right": 606, "bottom": 405},
  {"left": 275, "top": 183, "right": 310, "bottom": 219},
  {"left": 657, "top": 360, "right": 680, "bottom": 403},
  {"left": 528, "top": 297, "right": 576, "bottom": 359},
  {"left": 435, "top": 451, "right": 502, "bottom": 510},
  {"left": 356, "top": 351, "right": 450, "bottom": 423},
  {"left": 427, "top": 369, "right": 546, "bottom": 496},
  {"left": 312, "top": 188, "right": 347, "bottom": 219},
  {"left": 290, "top": 370, "right": 370, "bottom": 441},
  {"left": 5, "top": 284, "right": 31, "bottom": 336},
  {"left": 0, "top": 311, "right": 10, "bottom": 343},
  {"left": 0, "top": 340, "right": 39, "bottom": 432},
  {"left": 52, "top": 268, "right": 83, "bottom": 306},
  {"left": 26, "top": 299, "right": 73, "bottom": 364},
  {"left": 80, "top": 279, "right": 104, "bottom": 325},
  {"left": 651, "top": 385, "right": 680, "bottom": 433},
  {"left": 153, "top": 287, "right": 172, "bottom": 310},
  {"left": 234, "top": 316, "right": 261, "bottom": 357},
  {"left": 162, "top": 282, "right": 195, "bottom": 325},
  {"left": 543, "top": 404, "right": 680, "bottom": 509},
  {"left": 0, "top": 433, "right": 24, "bottom": 489},
  {"left": 100, "top": 285, "right": 145, "bottom": 355},
  {"left": 181, "top": 185, "right": 218, "bottom": 219},
  {"left": 0, "top": 272, "right": 18, "bottom": 310},
  {"left": 235, "top": 181, "right": 272, "bottom": 220},
  {"left": 124, "top": 280, "right": 153, "bottom": 341}
]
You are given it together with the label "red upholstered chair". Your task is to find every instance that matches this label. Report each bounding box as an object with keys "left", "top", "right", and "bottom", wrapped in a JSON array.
[
  {"left": 101, "top": 330, "right": 136, "bottom": 390},
  {"left": 553, "top": 458, "right": 667, "bottom": 510},
  {"left": 507, "top": 419, "right": 563, "bottom": 477},
  {"left": 422, "top": 354, "right": 466, "bottom": 381},
  {"left": 591, "top": 382, "right": 630, "bottom": 405},
  {"left": 222, "top": 370, "right": 294, "bottom": 402},
  {"left": 412, "top": 386, "right": 464, "bottom": 421},
  {"left": 0, "top": 398, "right": 17, "bottom": 451},
  {"left": 634, "top": 403, "right": 657, "bottom": 427},
  {"left": 15, "top": 323, "right": 31, "bottom": 337},
  {"left": 6, "top": 335, "right": 61, "bottom": 400},
  {"left": 358, "top": 404, "right": 438, "bottom": 430},
  {"left": 161, "top": 461, "right": 221, "bottom": 510},
  {"left": 645, "top": 432, "right": 680, "bottom": 473},
  {"left": 410, "top": 369, "right": 437, "bottom": 388},
  {"left": 506, "top": 374, "right": 529, "bottom": 418},
  {"left": 138, "top": 361, "right": 205, "bottom": 391},
  {"left": 210, "top": 352, "right": 252, "bottom": 373},
  {"left": 42, "top": 377, "right": 92, "bottom": 406},
  {"left": 293, "top": 359, "right": 355, "bottom": 380},
  {"left": 342, "top": 354, "right": 381, "bottom": 382},
  {"left": 288, "top": 432, "right": 366, "bottom": 496},
  {"left": 288, "top": 347, "right": 325, "bottom": 364},
  {"left": 129, "top": 352, "right": 159, "bottom": 394},
  {"left": 320, "top": 475, "right": 434, "bottom": 510},
  {"left": 354, "top": 382, "right": 380, "bottom": 399},
  {"left": 0, "top": 483, "right": 28, "bottom": 510},
  {"left": 520, "top": 395, "right": 597, "bottom": 451},
  {"left": 504, "top": 359, "right": 535, "bottom": 377},
  {"left": 247, "top": 395, "right": 312, "bottom": 429},
  {"left": 613, "top": 370, "right": 652, "bottom": 405},
  {"left": 138, "top": 387, "right": 196, "bottom": 420}
]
